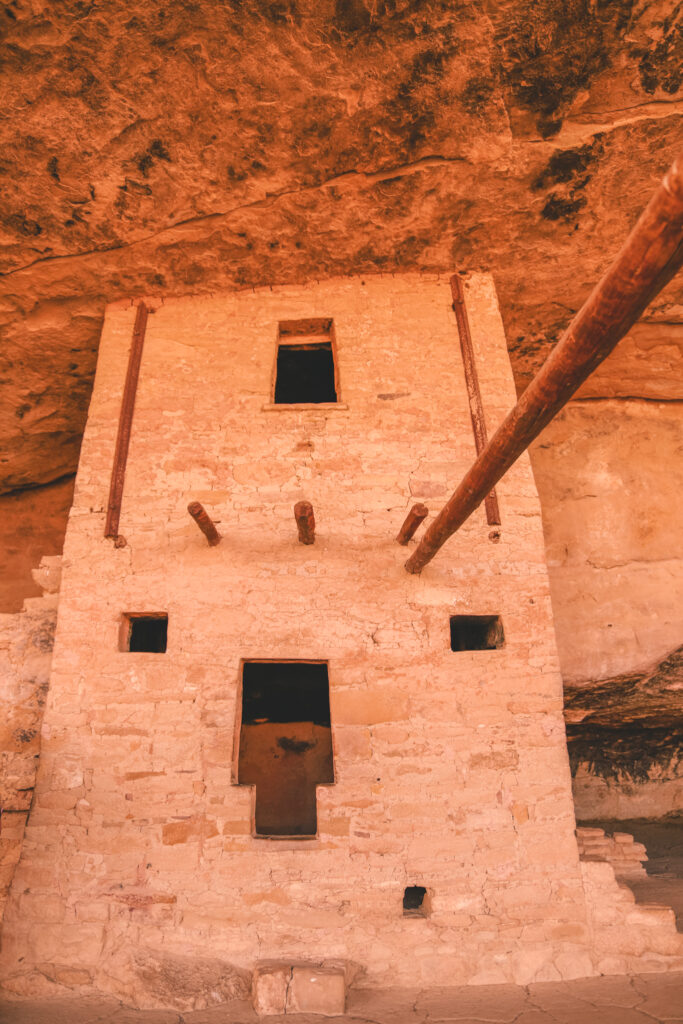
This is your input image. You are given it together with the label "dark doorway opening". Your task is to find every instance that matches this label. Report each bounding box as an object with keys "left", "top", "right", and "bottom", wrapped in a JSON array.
[
  {"left": 238, "top": 661, "right": 334, "bottom": 837},
  {"left": 122, "top": 614, "right": 168, "bottom": 653},
  {"left": 450, "top": 615, "right": 504, "bottom": 651},
  {"left": 274, "top": 319, "right": 337, "bottom": 404}
]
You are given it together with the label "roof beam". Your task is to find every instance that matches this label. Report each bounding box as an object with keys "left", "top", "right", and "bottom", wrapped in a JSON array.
[{"left": 406, "top": 153, "right": 683, "bottom": 574}]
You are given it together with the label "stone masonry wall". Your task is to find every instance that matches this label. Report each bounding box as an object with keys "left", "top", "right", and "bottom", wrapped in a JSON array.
[
  {"left": 0, "top": 557, "right": 60, "bottom": 923},
  {"left": 1, "top": 273, "right": 681, "bottom": 1008}
]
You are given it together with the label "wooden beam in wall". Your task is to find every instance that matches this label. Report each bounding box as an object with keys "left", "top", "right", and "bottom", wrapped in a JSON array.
[
  {"left": 450, "top": 274, "right": 501, "bottom": 527},
  {"left": 105, "top": 302, "right": 148, "bottom": 540}
]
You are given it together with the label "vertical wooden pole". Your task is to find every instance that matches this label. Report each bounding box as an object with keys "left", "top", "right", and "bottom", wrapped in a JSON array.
[
  {"left": 105, "top": 302, "right": 148, "bottom": 540},
  {"left": 451, "top": 275, "right": 501, "bottom": 526}
]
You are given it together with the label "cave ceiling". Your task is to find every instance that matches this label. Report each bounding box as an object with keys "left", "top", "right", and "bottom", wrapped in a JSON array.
[{"left": 1, "top": 0, "right": 682, "bottom": 493}]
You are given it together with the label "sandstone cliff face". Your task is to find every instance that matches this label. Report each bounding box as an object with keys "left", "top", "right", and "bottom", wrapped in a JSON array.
[
  {"left": 0, "top": 478, "right": 73, "bottom": 614},
  {"left": 1, "top": 0, "right": 682, "bottom": 491},
  {"left": 531, "top": 401, "right": 683, "bottom": 685}
]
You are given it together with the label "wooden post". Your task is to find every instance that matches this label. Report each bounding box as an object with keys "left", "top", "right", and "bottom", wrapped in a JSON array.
[
  {"left": 294, "top": 501, "right": 315, "bottom": 544},
  {"left": 188, "top": 502, "right": 221, "bottom": 546},
  {"left": 451, "top": 275, "right": 501, "bottom": 526},
  {"left": 396, "top": 503, "right": 428, "bottom": 545},
  {"left": 406, "top": 153, "right": 683, "bottom": 574},
  {"left": 105, "top": 302, "right": 148, "bottom": 540}
]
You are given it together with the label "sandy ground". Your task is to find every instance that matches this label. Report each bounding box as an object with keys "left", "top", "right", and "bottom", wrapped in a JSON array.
[{"left": 1, "top": 972, "right": 683, "bottom": 1024}]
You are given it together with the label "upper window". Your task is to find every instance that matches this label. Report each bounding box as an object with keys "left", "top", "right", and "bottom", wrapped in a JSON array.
[{"left": 273, "top": 318, "right": 338, "bottom": 405}]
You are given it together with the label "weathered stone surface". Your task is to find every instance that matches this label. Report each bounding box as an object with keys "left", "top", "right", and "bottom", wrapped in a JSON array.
[
  {"left": 0, "top": 561, "right": 59, "bottom": 924},
  {"left": 529, "top": 399, "right": 683, "bottom": 819},
  {"left": 576, "top": 827, "right": 648, "bottom": 883},
  {"left": 566, "top": 647, "right": 683, "bottom": 731},
  {"left": 286, "top": 968, "right": 345, "bottom": 1015},
  {"left": 0, "top": 0, "right": 682, "bottom": 496},
  {"left": 3, "top": 973, "right": 683, "bottom": 1024},
  {"left": 98, "top": 948, "right": 251, "bottom": 1012},
  {"left": 252, "top": 965, "right": 290, "bottom": 1017},
  {"left": 0, "top": 479, "right": 73, "bottom": 613},
  {"left": 565, "top": 644, "right": 683, "bottom": 819},
  {"left": 530, "top": 401, "right": 683, "bottom": 686}
]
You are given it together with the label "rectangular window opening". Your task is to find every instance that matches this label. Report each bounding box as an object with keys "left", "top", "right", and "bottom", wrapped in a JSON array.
[
  {"left": 403, "top": 885, "right": 428, "bottom": 917},
  {"left": 274, "top": 319, "right": 338, "bottom": 405},
  {"left": 121, "top": 614, "right": 168, "bottom": 653},
  {"left": 450, "top": 615, "right": 504, "bottom": 652},
  {"left": 238, "top": 661, "right": 334, "bottom": 837}
]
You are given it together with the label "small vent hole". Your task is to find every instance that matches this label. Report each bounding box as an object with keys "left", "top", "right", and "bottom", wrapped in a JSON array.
[
  {"left": 450, "top": 615, "right": 504, "bottom": 651},
  {"left": 403, "top": 885, "right": 428, "bottom": 917}
]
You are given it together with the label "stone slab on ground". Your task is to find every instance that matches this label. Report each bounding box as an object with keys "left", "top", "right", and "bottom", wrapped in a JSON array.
[
  {"left": 286, "top": 968, "right": 345, "bottom": 1016},
  {"left": 2, "top": 973, "right": 683, "bottom": 1023}
]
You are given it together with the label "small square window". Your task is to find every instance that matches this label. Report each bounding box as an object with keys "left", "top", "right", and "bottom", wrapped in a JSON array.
[
  {"left": 121, "top": 614, "right": 168, "bottom": 653},
  {"left": 403, "top": 885, "right": 428, "bottom": 917},
  {"left": 274, "top": 319, "right": 338, "bottom": 404},
  {"left": 450, "top": 615, "right": 504, "bottom": 651}
]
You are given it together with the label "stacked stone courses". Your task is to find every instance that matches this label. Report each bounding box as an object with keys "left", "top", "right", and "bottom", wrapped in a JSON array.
[{"left": 1, "top": 273, "right": 682, "bottom": 1007}]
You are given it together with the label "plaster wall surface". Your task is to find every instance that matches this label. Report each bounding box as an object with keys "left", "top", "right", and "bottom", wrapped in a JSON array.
[{"left": 2, "top": 273, "right": 681, "bottom": 1006}]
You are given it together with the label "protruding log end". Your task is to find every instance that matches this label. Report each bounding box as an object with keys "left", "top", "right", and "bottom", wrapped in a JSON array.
[
  {"left": 396, "top": 503, "right": 428, "bottom": 545},
  {"left": 294, "top": 500, "right": 315, "bottom": 544},
  {"left": 404, "top": 550, "right": 424, "bottom": 574},
  {"left": 187, "top": 501, "right": 221, "bottom": 547}
]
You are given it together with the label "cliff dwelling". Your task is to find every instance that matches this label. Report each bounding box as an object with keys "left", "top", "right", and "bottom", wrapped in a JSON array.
[{"left": 1, "top": 2, "right": 683, "bottom": 1021}]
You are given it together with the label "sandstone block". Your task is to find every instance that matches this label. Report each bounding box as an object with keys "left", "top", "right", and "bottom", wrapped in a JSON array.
[
  {"left": 252, "top": 963, "right": 290, "bottom": 1015},
  {"left": 286, "top": 967, "right": 346, "bottom": 1015},
  {"left": 331, "top": 689, "right": 410, "bottom": 725}
]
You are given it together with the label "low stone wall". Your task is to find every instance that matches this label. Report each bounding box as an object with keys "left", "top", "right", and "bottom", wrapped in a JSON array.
[
  {"left": 580, "top": 859, "right": 683, "bottom": 975},
  {"left": 576, "top": 826, "right": 648, "bottom": 882},
  {"left": 0, "top": 557, "right": 60, "bottom": 924},
  {"left": 577, "top": 825, "right": 683, "bottom": 975}
]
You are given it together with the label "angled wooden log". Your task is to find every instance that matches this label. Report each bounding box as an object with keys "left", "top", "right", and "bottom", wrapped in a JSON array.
[
  {"left": 188, "top": 501, "right": 221, "bottom": 546},
  {"left": 396, "top": 503, "right": 428, "bottom": 545},
  {"left": 294, "top": 501, "right": 315, "bottom": 544},
  {"left": 406, "top": 153, "right": 683, "bottom": 574},
  {"left": 451, "top": 275, "right": 500, "bottom": 526},
  {"left": 105, "top": 302, "right": 148, "bottom": 540}
]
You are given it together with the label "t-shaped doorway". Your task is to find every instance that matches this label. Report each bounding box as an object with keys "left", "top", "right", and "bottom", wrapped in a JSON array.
[{"left": 238, "top": 661, "right": 334, "bottom": 837}]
